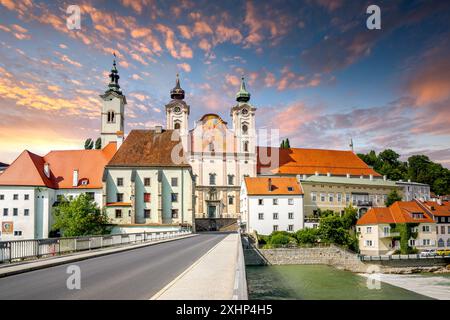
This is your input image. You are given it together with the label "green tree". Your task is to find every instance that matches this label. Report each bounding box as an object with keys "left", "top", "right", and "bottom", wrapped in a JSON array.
[
  {"left": 52, "top": 193, "right": 111, "bottom": 237},
  {"left": 385, "top": 189, "right": 402, "bottom": 207},
  {"left": 341, "top": 205, "right": 358, "bottom": 229},
  {"left": 285, "top": 138, "right": 290, "bottom": 148},
  {"left": 295, "top": 228, "right": 319, "bottom": 244},
  {"left": 84, "top": 138, "right": 94, "bottom": 150},
  {"left": 95, "top": 137, "right": 102, "bottom": 150}
]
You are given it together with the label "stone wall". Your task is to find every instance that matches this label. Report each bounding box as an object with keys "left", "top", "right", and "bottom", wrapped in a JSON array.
[
  {"left": 243, "top": 242, "right": 450, "bottom": 274},
  {"left": 195, "top": 218, "right": 237, "bottom": 232}
]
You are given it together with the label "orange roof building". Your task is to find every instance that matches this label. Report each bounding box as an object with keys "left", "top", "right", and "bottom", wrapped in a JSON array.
[
  {"left": 243, "top": 177, "right": 303, "bottom": 196},
  {"left": 257, "top": 147, "right": 380, "bottom": 177}
]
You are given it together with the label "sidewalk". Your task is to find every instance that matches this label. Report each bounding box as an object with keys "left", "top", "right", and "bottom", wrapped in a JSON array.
[
  {"left": 152, "top": 233, "right": 239, "bottom": 300},
  {"left": 0, "top": 234, "right": 196, "bottom": 278}
]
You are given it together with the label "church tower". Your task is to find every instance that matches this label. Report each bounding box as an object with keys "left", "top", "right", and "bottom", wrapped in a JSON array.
[
  {"left": 165, "top": 74, "right": 189, "bottom": 149},
  {"left": 231, "top": 77, "right": 256, "bottom": 154},
  {"left": 100, "top": 56, "right": 126, "bottom": 147}
]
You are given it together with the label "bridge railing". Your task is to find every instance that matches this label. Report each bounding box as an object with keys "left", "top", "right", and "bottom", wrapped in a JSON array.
[{"left": 0, "top": 227, "right": 192, "bottom": 264}]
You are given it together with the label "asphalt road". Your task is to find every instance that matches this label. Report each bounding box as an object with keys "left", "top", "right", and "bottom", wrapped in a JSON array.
[{"left": 0, "top": 233, "right": 227, "bottom": 300}]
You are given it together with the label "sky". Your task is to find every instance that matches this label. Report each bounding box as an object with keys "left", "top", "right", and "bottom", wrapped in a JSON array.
[{"left": 0, "top": 0, "right": 450, "bottom": 167}]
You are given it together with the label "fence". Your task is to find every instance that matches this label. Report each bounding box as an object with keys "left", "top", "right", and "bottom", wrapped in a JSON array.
[
  {"left": 358, "top": 254, "right": 449, "bottom": 261},
  {"left": 0, "top": 228, "right": 192, "bottom": 264}
]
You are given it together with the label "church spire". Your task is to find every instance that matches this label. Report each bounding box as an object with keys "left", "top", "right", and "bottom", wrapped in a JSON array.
[
  {"left": 106, "top": 53, "right": 122, "bottom": 95},
  {"left": 170, "top": 73, "right": 185, "bottom": 100},
  {"left": 236, "top": 76, "right": 250, "bottom": 103}
]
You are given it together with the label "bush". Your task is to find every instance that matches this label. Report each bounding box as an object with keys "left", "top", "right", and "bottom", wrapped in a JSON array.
[
  {"left": 268, "top": 233, "right": 291, "bottom": 246},
  {"left": 295, "top": 228, "right": 319, "bottom": 244}
]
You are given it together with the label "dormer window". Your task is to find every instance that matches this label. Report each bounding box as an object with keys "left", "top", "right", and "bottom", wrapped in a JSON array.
[
  {"left": 80, "top": 179, "right": 89, "bottom": 186},
  {"left": 412, "top": 212, "right": 424, "bottom": 219},
  {"left": 287, "top": 187, "right": 293, "bottom": 192}
]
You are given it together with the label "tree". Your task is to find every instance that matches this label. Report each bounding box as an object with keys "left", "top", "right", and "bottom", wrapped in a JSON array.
[
  {"left": 341, "top": 205, "right": 358, "bottom": 229},
  {"left": 95, "top": 137, "right": 102, "bottom": 150},
  {"left": 52, "top": 193, "right": 111, "bottom": 237},
  {"left": 385, "top": 189, "right": 402, "bottom": 207},
  {"left": 84, "top": 138, "right": 94, "bottom": 150},
  {"left": 285, "top": 138, "right": 290, "bottom": 148},
  {"left": 295, "top": 228, "right": 319, "bottom": 244}
]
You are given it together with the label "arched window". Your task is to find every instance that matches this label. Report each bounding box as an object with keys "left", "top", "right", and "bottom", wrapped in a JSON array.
[
  {"left": 243, "top": 141, "right": 249, "bottom": 152},
  {"left": 438, "top": 238, "right": 445, "bottom": 247},
  {"left": 209, "top": 142, "right": 215, "bottom": 152},
  {"left": 242, "top": 124, "right": 248, "bottom": 134},
  {"left": 107, "top": 111, "right": 115, "bottom": 123},
  {"left": 174, "top": 122, "right": 181, "bottom": 130}
]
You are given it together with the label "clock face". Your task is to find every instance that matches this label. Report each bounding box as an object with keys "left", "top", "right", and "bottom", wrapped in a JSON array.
[
  {"left": 174, "top": 106, "right": 181, "bottom": 113},
  {"left": 241, "top": 108, "right": 248, "bottom": 115}
]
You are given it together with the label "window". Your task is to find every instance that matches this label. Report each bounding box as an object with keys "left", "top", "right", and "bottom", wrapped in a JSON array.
[
  {"left": 144, "top": 209, "right": 151, "bottom": 219},
  {"left": 438, "top": 238, "right": 445, "bottom": 247},
  {"left": 3, "top": 208, "right": 8, "bottom": 216},
  {"left": 171, "top": 177, "right": 178, "bottom": 187},
  {"left": 287, "top": 187, "right": 293, "bottom": 192},
  {"left": 409, "top": 239, "right": 415, "bottom": 246},
  {"left": 273, "top": 199, "right": 278, "bottom": 205},
  {"left": 258, "top": 213, "right": 264, "bottom": 220},
  {"left": 242, "top": 124, "right": 248, "bottom": 134},
  {"left": 208, "top": 142, "right": 215, "bottom": 152},
  {"left": 258, "top": 199, "right": 263, "bottom": 205},
  {"left": 288, "top": 212, "right": 294, "bottom": 219},
  {"left": 273, "top": 212, "right": 278, "bottom": 220},
  {"left": 320, "top": 193, "right": 325, "bottom": 202},
  {"left": 115, "top": 209, "right": 122, "bottom": 218},
  {"left": 422, "top": 239, "right": 431, "bottom": 246},
  {"left": 365, "top": 240, "right": 373, "bottom": 247},
  {"left": 209, "top": 173, "right": 216, "bottom": 185},
  {"left": 116, "top": 193, "right": 124, "bottom": 202},
  {"left": 273, "top": 225, "right": 278, "bottom": 231},
  {"left": 174, "top": 122, "right": 181, "bottom": 130},
  {"left": 228, "top": 175, "right": 234, "bottom": 185},
  {"left": 13, "top": 194, "right": 18, "bottom": 200},
  {"left": 86, "top": 192, "right": 95, "bottom": 200},
  {"left": 243, "top": 141, "right": 249, "bottom": 152},
  {"left": 288, "top": 225, "right": 294, "bottom": 232},
  {"left": 345, "top": 193, "right": 350, "bottom": 203},
  {"left": 311, "top": 192, "right": 317, "bottom": 202},
  {"left": 228, "top": 196, "right": 234, "bottom": 205},
  {"left": 288, "top": 199, "right": 294, "bottom": 205},
  {"left": 14, "top": 231, "right": 22, "bottom": 236},
  {"left": 337, "top": 193, "right": 342, "bottom": 203},
  {"left": 422, "top": 225, "right": 430, "bottom": 232},
  {"left": 0, "top": 194, "right": 4, "bottom": 200},
  {"left": 383, "top": 226, "right": 390, "bottom": 234},
  {"left": 171, "top": 193, "right": 178, "bottom": 202},
  {"left": 366, "top": 227, "right": 372, "bottom": 234},
  {"left": 144, "top": 178, "right": 151, "bottom": 186},
  {"left": 13, "top": 208, "right": 18, "bottom": 216},
  {"left": 107, "top": 111, "right": 115, "bottom": 123},
  {"left": 144, "top": 193, "right": 151, "bottom": 203},
  {"left": 441, "top": 226, "right": 445, "bottom": 234},
  {"left": 172, "top": 209, "right": 179, "bottom": 218},
  {"left": 448, "top": 226, "right": 450, "bottom": 234},
  {"left": 24, "top": 209, "right": 29, "bottom": 216},
  {"left": 117, "top": 178, "right": 123, "bottom": 186},
  {"left": 128, "top": 210, "right": 131, "bottom": 217},
  {"left": 328, "top": 193, "right": 334, "bottom": 202},
  {"left": 24, "top": 194, "right": 29, "bottom": 200}
]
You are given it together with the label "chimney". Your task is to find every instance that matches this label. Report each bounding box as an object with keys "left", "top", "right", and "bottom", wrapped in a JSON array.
[
  {"left": 346, "top": 173, "right": 350, "bottom": 178},
  {"left": 437, "top": 198, "right": 442, "bottom": 206},
  {"left": 302, "top": 174, "right": 307, "bottom": 180},
  {"left": 268, "top": 178, "right": 272, "bottom": 192},
  {"left": 383, "top": 175, "right": 387, "bottom": 181},
  {"left": 360, "top": 175, "right": 363, "bottom": 179},
  {"left": 369, "top": 174, "right": 373, "bottom": 181},
  {"left": 72, "top": 169, "right": 79, "bottom": 187},
  {"left": 155, "top": 125, "right": 163, "bottom": 134},
  {"left": 326, "top": 172, "right": 331, "bottom": 177},
  {"left": 116, "top": 131, "right": 124, "bottom": 149},
  {"left": 315, "top": 171, "right": 319, "bottom": 176},
  {"left": 44, "top": 163, "right": 50, "bottom": 179}
]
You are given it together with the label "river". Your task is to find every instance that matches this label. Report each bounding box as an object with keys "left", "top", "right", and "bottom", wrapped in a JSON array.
[{"left": 246, "top": 265, "right": 442, "bottom": 300}]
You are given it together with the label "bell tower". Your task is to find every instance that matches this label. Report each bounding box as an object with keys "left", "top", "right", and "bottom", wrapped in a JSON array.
[
  {"left": 100, "top": 55, "right": 126, "bottom": 147},
  {"left": 166, "top": 74, "right": 189, "bottom": 149}
]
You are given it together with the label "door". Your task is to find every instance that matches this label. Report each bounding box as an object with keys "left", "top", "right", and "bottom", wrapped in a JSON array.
[{"left": 208, "top": 205, "right": 216, "bottom": 218}]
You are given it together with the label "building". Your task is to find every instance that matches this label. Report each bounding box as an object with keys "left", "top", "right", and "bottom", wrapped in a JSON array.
[
  {"left": 257, "top": 147, "right": 398, "bottom": 218},
  {"left": 0, "top": 143, "right": 116, "bottom": 240},
  {"left": 416, "top": 199, "right": 450, "bottom": 249},
  {"left": 357, "top": 201, "right": 437, "bottom": 255},
  {"left": 165, "top": 76, "right": 257, "bottom": 225},
  {"left": 103, "top": 128, "right": 195, "bottom": 233},
  {"left": 240, "top": 177, "right": 304, "bottom": 235},
  {"left": 396, "top": 180, "right": 430, "bottom": 201},
  {"left": 0, "top": 162, "right": 8, "bottom": 174}
]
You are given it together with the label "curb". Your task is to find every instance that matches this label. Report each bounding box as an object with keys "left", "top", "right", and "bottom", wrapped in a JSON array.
[{"left": 0, "top": 234, "right": 197, "bottom": 278}]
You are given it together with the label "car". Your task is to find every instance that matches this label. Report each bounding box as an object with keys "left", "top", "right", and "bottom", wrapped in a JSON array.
[
  {"left": 420, "top": 249, "right": 437, "bottom": 257},
  {"left": 437, "top": 249, "right": 450, "bottom": 256}
]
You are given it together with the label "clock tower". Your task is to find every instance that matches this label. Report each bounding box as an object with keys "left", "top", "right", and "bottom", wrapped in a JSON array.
[{"left": 166, "top": 74, "right": 189, "bottom": 149}]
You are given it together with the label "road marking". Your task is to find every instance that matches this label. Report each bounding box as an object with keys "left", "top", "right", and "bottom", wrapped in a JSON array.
[{"left": 149, "top": 235, "right": 226, "bottom": 300}]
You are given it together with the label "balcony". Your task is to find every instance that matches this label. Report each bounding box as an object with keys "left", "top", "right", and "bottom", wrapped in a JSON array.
[
  {"left": 379, "top": 232, "right": 400, "bottom": 238},
  {"left": 353, "top": 200, "right": 373, "bottom": 207}
]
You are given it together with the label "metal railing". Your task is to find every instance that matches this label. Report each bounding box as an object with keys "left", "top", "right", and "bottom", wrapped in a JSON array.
[
  {"left": 0, "top": 228, "right": 192, "bottom": 264},
  {"left": 358, "top": 254, "right": 449, "bottom": 261}
]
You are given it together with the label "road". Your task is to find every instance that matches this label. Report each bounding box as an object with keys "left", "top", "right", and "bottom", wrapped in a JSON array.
[{"left": 0, "top": 233, "right": 227, "bottom": 300}]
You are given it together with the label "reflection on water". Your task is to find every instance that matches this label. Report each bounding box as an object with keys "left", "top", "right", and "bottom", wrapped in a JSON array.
[{"left": 246, "top": 265, "right": 433, "bottom": 300}]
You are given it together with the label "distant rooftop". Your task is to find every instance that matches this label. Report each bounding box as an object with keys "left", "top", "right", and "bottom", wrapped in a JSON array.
[{"left": 301, "top": 175, "right": 397, "bottom": 187}]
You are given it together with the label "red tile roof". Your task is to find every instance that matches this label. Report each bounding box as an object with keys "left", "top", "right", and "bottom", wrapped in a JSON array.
[
  {"left": 0, "top": 142, "right": 116, "bottom": 189},
  {"left": 244, "top": 177, "right": 303, "bottom": 195},
  {"left": 257, "top": 147, "right": 381, "bottom": 177},
  {"left": 357, "top": 201, "right": 434, "bottom": 225},
  {"left": 420, "top": 201, "right": 450, "bottom": 217}
]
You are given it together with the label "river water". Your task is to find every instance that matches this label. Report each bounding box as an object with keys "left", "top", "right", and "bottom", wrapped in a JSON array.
[{"left": 246, "top": 265, "right": 437, "bottom": 300}]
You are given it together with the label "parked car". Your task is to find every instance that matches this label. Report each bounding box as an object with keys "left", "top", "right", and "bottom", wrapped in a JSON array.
[
  {"left": 437, "top": 249, "right": 450, "bottom": 256},
  {"left": 420, "top": 249, "right": 437, "bottom": 257}
]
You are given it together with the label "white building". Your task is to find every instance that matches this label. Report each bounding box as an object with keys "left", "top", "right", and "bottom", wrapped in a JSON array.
[
  {"left": 396, "top": 180, "right": 430, "bottom": 201},
  {"left": 416, "top": 199, "right": 450, "bottom": 249},
  {"left": 165, "top": 76, "right": 257, "bottom": 221},
  {"left": 240, "top": 177, "right": 304, "bottom": 235},
  {"left": 0, "top": 144, "right": 117, "bottom": 240}
]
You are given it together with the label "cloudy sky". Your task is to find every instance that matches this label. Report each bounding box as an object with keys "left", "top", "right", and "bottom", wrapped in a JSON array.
[{"left": 0, "top": 0, "right": 449, "bottom": 167}]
